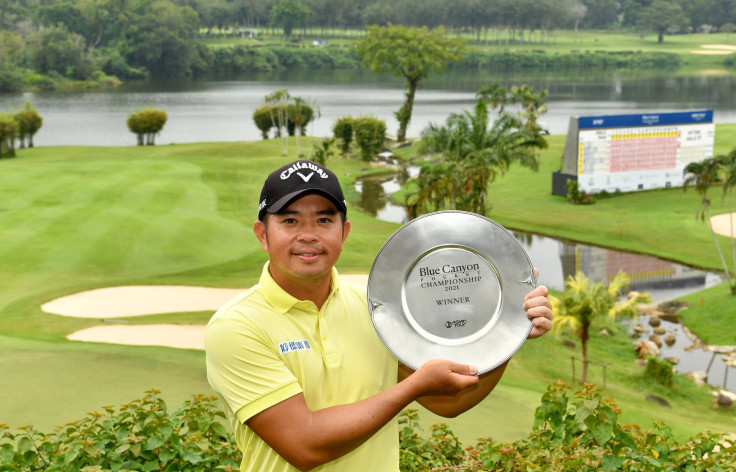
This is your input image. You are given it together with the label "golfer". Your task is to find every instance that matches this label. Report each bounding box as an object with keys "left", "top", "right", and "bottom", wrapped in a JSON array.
[{"left": 205, "top": 159, "right": 553, "bottom": 472}]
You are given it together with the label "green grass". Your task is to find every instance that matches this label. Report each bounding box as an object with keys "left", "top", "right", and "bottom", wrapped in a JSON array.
[
  {"left": 1, "top": 136, "right": 735, "bottom": 445},
  {"left": 201, "top": 28, "right": 736, "bottom": 71}
]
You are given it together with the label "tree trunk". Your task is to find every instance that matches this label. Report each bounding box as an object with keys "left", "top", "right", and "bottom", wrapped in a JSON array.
[
  {"left": 397, "top": 78, "right": 419, "bottom": 142},
  {"left": 658, "top": 31, "right": 664, "bottom": 43},
  {"left": 580, "top": 322, "right": 590, "bottom": 384}
]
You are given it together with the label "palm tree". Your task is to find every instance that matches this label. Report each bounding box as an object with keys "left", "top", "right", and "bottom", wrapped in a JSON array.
[
  {"left": 683, "top": 157, "right": 735, "bottom": 293},
  {"left": 410, "top": 87, "right": 547, "bottom": 216},
  {"left": 551, "top": 270, "right": 650, "bottom": 384},
  {"left": 717, "top": 150, "right": 736, "bottom": 294}
]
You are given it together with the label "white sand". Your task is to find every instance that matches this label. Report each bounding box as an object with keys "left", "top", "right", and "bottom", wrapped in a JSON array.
[
  {"left": 711, "top": 213, "right": 736, "bottom": 238},
  {"left": 42, "top": 286, "right": 246, "bottom": 318},
  {"left": 52, "top": 275, "right": 369, "bottom": 349},
  {"left": 67, "top": 324, "right": 207, "bottom": 350},
  {"left": 691, "top": 44, "right": 736, "bottom": 55}
]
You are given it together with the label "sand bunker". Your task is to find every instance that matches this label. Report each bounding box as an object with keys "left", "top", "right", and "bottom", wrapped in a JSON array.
[
  {"left": 51, "top": 275, "right": 369, "bottom": 349},
  {"left": 711, "top": 214, "right": 736, "bottom": 238},
  {"left": 691, "top": 44, "right": 736, "bottom": 55},
  {"left": 68, "top": 324, "right": 207, "bottom": 350},
  {"left": 42, "top": 286, "right": 246, "bottom": 318}
]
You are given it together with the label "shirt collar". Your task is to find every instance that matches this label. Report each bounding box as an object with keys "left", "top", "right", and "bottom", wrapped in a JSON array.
[{"left": 259, "top": 262, "right": 341, "bottom": 314}]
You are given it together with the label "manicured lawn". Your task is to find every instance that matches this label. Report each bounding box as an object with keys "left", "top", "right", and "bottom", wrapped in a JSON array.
[{"left": 1, "top": 136, "right": 734, "bottom": 444}]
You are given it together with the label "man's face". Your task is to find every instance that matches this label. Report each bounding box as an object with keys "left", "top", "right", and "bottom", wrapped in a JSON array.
[{"left": 254, "top": 193, "right": 350, "bottom": 287}]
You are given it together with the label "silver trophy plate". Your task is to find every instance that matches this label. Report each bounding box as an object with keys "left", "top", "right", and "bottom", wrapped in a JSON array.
[{"left": 367, "top": 211, "right": 536, "bottom": 374}]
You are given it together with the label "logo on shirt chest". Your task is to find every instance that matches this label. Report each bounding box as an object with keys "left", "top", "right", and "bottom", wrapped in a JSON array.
[{"left": 278, "top": 339, "right": 312, "bottom": 354}]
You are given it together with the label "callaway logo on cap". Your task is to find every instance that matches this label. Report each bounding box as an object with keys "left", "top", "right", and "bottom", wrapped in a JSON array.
[{"left": 258, "top": 160, "right": 347, "bottom": 220}]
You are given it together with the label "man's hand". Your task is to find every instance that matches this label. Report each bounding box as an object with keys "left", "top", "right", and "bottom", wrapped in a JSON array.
[{"left": 524, "top": 279, "right": 553, "bottom": 339}]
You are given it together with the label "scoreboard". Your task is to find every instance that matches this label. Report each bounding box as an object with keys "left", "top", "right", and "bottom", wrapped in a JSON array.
[{"left": 560, "top": 110, "right": 714, "bottom": 194}]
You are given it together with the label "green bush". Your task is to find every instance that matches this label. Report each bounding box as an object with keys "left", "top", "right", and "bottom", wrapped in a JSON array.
[
  {"left": 332, "top": 116, "right": 354, "bottom": 154},
  {"left": 645, "top": 356, "right": 674, "bottom": 386},
  {"left": 399, "top": 382, "right": 735, "bottom": 470},
  {"left": 1, "top": 384, "right": 733, "bottom": 471},
  {"left": 252, "top": 103, "right": 315, "bottom": 139},
  {"left": 0, "top": 67, "right": 23, "bottom": 93},
  {"left": 0, "top": 390, "right": 241, "bottom": 471},
  {"left": 14, "top": 102, "right": 43, "bottom": 149},
  {"left": 353, "top": 116, "right": 386, "bottom": 161},
  {"left": 0, "top": 113, "right": 18, "bottom": 158},
  {"left": 127, "top": 108, "right": 168, "bottom": 146}
]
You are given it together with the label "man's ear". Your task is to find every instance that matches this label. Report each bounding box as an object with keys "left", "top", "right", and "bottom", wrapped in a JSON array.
[
  {"left": 253, "top": 219, "right": 268, "bottom": 252},
  {"left": 342, "top": 220, "right": 351, "bottom": 245}
]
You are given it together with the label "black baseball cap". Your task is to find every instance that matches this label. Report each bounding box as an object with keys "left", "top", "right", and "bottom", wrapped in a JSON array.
[{"left": 258, "top": 160, "right": 347, "bottom": 220}]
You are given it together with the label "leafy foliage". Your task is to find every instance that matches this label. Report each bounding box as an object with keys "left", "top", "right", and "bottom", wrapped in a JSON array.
[
  {"left": 409, "top": 83, "right": 547, "bottom": 217},
  {"left": 399, "top": 382, "right": 736, "bottom": 471},
  {"left": 355, "top": 24, "right": 466, "bottom": 142},
  {"left": 683, "top": 152, "right": 736, "bottom": 294},
  {"left": 551, "top": 270, "right": 651, "bottom": 383},
  {"left": 352, "top": 115, "right": 386, "bottom": 161},
  {"left": 1, "top": 385, "right": 734, "bottom": 471},
  {"left": 127, "top": 108, "right": 168, "bottom": 146},
  {"left": 332, "top": 116, "right": 355, "bottom": 154},
  {"left": 14, "top": 101, "right": 43, "bottom": 149},
  {"left": 0, "top": 390, "right": 241, "bottom": 471}
]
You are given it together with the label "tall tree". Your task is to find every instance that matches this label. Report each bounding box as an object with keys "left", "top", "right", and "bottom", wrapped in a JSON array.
[
  {"left": 636, "top": 0, "right": 689, "bottom": 42},
  {"left": 683, "top": 157, "right": 736, "bottom": 294},
  {"left": 719, "top": 149, "right": 736, "bottom": 294},
  {"left": 551, "top": 271, "right": 649, "bottom": 384},
  {"left": 355, "top": 24, "right": 466, "bottom": 142},
  {"left": 270, "top": 0, "right": 310, "bottom": 37}
]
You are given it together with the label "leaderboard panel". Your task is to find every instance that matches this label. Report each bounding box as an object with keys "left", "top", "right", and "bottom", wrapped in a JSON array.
[{"left": 571, "top": 111, "right": 714, "bottom": 194}]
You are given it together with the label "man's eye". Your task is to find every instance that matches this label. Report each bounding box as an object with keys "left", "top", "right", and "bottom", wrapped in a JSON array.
[{"left": 318, "top": 217, "right": 332, "bottom": 224}]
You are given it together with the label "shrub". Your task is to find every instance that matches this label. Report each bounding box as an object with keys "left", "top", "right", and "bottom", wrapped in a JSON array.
[
  {"left": 645, "top": 356, "right": 674, "bottom": 386},
  {"left": 15, "top": 101, "right": 43, "bottom": 148},
  {"left": 566, "top": 179, "right": 595, "bottom": 204},
  {"left": 127, "top": 108, "right": 168, "bottom": 146},
  {"left": 0, "top": 390, "right": 241, "bottom": 471},
  {"left": 0, "top": 67, "right": 23, "bottom": 93},
  {"left": 332, "top": 116, "right": 354, "bottom": 154},
  {"left": 353, "top": 116, "right": 386, "bottom": 161},
  {"left": 0, "top": 113, "right": 18, "bottom": 157},
  {"left": 253, "top": 105, "right": 275, "bottom": 139}
]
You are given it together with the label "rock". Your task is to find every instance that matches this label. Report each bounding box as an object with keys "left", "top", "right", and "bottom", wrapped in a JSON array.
[
  {"left": 658, "top": 300, "right": 689, "bottom": 315},
  {"left": 600, "top": 328, "right": 611, "bottom": 338},
  {"left": 664, "top": 333, "right": 676, "bottom": 346},
  {"left": 664, "top": 357, "right": 680, "bottom": 365},
  {"left": 635, "top": 340, "right": 660, "bottom": 358},
  {"left": 649, "top": 334, "right": 663, "bottom": 348},
  {"left": 645, "top": 340, "right": 661, "bottom": 357},
  {"left": 637, "top": 302, "right": 658, "bottom": 315},
  {"left": 645, "top": 394, "right": 672, "bottom": 408},
  {"left": 560, "top": 338, "right": 576, "bottom": 349},
  {"left": 648, "top": 316, "right": 661, "bottom": 327},
  {"left": 713, "top": 391, "right": 733, "bottom": 410},
  {"left": 653, "top": 326, "right": 666, "bottom": 335},
  {"left": 685, "top": 371, "right": 707, "bottom": 387},
  {"left": 634, "top": 325, "right": 649, "bottom": 334}
]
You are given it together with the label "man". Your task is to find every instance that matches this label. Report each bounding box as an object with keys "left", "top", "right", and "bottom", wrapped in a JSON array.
[{"left": 205, "top": 159, "right": 553, "bottom": 472}]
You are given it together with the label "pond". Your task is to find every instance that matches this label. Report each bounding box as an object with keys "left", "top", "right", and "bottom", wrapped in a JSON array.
[
  {"left": 354, "top": 168, "right": 722, "bottom": 302},
  {"left": 355, "top": 167, "right": 733, "bottom": 392},
  {"left": 2, "top": 68, "right": 736, "bottom": 146}
]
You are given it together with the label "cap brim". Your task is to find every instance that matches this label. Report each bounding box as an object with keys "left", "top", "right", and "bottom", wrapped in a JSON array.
[{"left": 265, "top": 189, "right": 346, "bottom": 216}]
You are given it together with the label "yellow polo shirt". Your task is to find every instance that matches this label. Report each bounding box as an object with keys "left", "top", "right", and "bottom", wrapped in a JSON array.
[{"left": 205, "top": 263, "right": 399, "bottom": 472}]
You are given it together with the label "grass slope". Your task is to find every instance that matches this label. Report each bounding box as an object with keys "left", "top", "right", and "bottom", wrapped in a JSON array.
[{"left": 1, "top": 137, "right": 734, "bottom": 444}]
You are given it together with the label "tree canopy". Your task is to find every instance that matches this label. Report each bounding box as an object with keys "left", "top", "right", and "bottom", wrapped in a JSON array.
[{"left": 355, "top": 24, "right": 465, "bottom": 142}]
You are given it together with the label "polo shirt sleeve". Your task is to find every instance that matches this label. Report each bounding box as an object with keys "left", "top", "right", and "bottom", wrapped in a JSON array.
[{"left": 205, "top": 308, "right": 303, "bottom": 425}]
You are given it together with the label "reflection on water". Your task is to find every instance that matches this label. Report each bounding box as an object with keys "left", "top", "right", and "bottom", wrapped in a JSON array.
[
  {"left": 355, "top": 168, "right": 722, "bottom": 302},
  {"left": 631, "top": 315, "right": 735, "bottom": 393}
]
